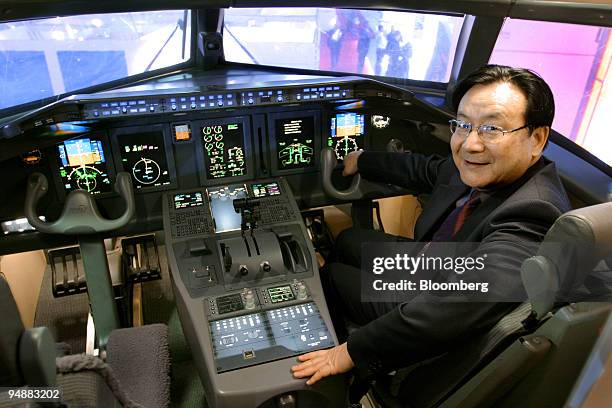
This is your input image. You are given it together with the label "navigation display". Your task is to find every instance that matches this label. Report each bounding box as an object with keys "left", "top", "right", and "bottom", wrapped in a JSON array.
[
  {"left": 202, "top": 123, "right": 246, "bottom": 179},
  {"left": 275, "top": 117, "right": 315, "bottom": 170},
  {"left": 207, "top": 185, "right": 248, "bottom": 233},
  {"left": 117, "top": 132, "right": 171, "bottom": 189},
  {"left": 174, "top": 192, "right": 204, "bottom": 210},
  {"left": 251, "top": 182, "right": 281, "bottom": 198},
  {"left": 329, "top": 112, "right": 365, "bottom": 161},
  {"left": 57, "top": 137, "right": 112, "bottom": 194}
]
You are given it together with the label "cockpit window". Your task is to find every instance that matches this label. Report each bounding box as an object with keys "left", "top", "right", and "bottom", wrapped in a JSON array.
[
  {"left": 490, "top": 19, "right": 611, "bottom": 167},
  {"left": 223, "top": 8, "right": 464, "bottom": 83},
  {"left": 0, "top": 10, "right": 191, "bottom": 111}
]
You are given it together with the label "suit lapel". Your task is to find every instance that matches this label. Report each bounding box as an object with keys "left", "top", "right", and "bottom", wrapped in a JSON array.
[{"left": 453, "top": 158, "right": 549, "bottom": 241}]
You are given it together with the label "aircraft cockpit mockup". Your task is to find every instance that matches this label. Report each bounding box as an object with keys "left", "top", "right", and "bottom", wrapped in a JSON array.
[
  {"left": 1, "top": 69, "right": 432, "bottom": 407},
  {"left": 0, "top": 2, "right": 611, "bottom": 408}
]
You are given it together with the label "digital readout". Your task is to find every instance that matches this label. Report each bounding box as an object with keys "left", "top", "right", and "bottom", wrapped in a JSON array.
[
  {"left": 328, "top": 112, "right": 365, "bottom": 161},
  {"left": 174, "top": 192, "right": 204, "bottom": 210},
  {"left": 267, "top": 285, "right": 295, "bottom": 303},
  {"left": 251, "top": 182, "right": 281, "bottom": 198},
  {"left": 118, "top": 132, "right": 171, "bottom": 189},
  {"left": 202, "top": 123, "right": 246, "bottom": 179},
  {"left": 57, "top": 138, "right": 112, "bottom": 194},
  {"left": 276, "top": 117, "right": 315, "bottom": 170}
]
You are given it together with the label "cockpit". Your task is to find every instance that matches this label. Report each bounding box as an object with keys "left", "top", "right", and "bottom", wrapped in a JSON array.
[{"left": 0, "top": 2, "right": 611, "bottom": 408}]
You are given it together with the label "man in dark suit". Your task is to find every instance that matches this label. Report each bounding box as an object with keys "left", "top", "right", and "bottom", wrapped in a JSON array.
[{"left": 291, "top": 65, "right": 571, "bottom": 384}]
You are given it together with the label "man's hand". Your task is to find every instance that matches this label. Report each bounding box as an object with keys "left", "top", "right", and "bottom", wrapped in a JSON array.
[
  {"left": 291, "top": 343, "right": 354, "bottom": 385},
  {"left": 342, "top": 150, "right": 363, "bottom": 176}
]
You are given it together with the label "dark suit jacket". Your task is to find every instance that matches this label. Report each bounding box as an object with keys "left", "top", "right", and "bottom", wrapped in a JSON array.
[{"left": 346, "top": 152, "right": 571, "bottom": 379}]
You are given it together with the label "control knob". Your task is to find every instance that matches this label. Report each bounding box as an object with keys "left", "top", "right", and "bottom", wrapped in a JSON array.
[
  {"left": 261, "top": 261, "right": 272, "bottom": 274},
  {"left": 296, "top": 281, "right": 308, "bottom": 300},
  {"left": 239, "top": 265, "right": 249, "bottom": 276},
  {"left": 243, "top": 289, "right": 256, "bottom": 309}
]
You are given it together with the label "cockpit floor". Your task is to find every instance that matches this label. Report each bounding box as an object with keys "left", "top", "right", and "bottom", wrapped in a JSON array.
[{"left": 33, "top": 242, "right": 207, "bottom": 407}]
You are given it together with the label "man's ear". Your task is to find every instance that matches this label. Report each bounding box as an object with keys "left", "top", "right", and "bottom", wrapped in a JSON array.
[{"left": 531, "top": 126, "right": 549, "bottom": 158}]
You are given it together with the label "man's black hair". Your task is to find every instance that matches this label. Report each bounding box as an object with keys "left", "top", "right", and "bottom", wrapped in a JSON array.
[{"left": 451, "top": 64, "right": 555, "bottom": 130}]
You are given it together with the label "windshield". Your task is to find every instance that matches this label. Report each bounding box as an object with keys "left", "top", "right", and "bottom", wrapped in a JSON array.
[
  {"left": 0, "top": 10, "right": 191, "bottom": 111},
  {"left": 223, "top": 8, "right": 464, "bottom": 82}
]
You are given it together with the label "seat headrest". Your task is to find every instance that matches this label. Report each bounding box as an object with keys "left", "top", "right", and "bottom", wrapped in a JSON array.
[
  {"left": 543, "top": 201, "right": 612, "bottom": 250},
  {"left": 521, "top": 202, "right": 612, "bottom": 318}
]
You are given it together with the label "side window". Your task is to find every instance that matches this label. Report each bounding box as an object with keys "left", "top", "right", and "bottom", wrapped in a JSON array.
[
  {"left": 223, "top": 8, "right": 464, "bottom": 83},
  {"left": 490, "top": 19, "right": 611, "bottom": 166}
]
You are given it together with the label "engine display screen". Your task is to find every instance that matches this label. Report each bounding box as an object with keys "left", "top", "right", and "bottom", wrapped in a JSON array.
[
  {"left": 202, "top": 123, "right": 246, "bottom": 179},
  {"left": 57, "top": 138, "right": 112, "bottom": 194},
  {"left": 117, "top": 132, "right": 171, "bottom": 189},
  {"left": 275, "top": 117, "right": 315, "bottom": 170},
  {"left": 328, "top": 112, "right": 365, "bottom": 161},
  {"left": 251, "top": 182, "right": 281, "bottom": 198},
  {"left": 174, "top": 192, "right": 204, "bottom": 210},
  {"left": 207, "top": 185, "right": 248, "bottom": 233}
]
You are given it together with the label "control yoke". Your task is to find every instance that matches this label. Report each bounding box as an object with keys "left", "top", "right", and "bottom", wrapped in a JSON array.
[
  {"left": 25, "top": 172, "right": 135, "bottom": 234},
  {"left": 320, "top": 147, "right": 403, "bottom": 201}
]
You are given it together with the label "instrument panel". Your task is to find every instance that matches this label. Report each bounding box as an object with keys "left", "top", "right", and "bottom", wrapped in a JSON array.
[{"left": 49, "top": 107, "right": 372, "bottom": 197}]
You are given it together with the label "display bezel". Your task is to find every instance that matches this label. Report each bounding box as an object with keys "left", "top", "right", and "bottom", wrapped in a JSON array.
[
  {"left": 51, "top": 132, "right": 116, "bottom": 199},
  {"left": 109, "top": 124, "right": 178, "bottom": 192},
  {"left": 194, "top": 116, "right": 253, "bottom": 186},
  {"left": 268, "top": 110, "right": 321, "bottom": 176}
]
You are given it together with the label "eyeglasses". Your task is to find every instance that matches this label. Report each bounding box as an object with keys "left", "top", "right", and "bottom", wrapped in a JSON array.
[{"left": 449, "top": 119, "right": 531, "bottom": 143}]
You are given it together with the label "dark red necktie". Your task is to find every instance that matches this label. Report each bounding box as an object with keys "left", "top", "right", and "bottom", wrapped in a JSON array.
[{"left": 431, "top": 191, "right": 481, "bottom": 241}]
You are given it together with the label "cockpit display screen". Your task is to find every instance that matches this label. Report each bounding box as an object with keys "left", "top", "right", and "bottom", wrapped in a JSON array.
[
  {"left": 207, "top": 185, "right": 248, "bottom": 233},
  {"left": 251, "top": 182, "right": 281, "bottom": 198},
  {"left": 275, "top": 117, "right": 315, "bottom": 170},
  {"left": 57, "top": 138, "right": 112, "bottom": 194},
  {"left": 117, "top": 132, "right": 171, "bottom": 189},
  {"left": 329, "top": 112, "right": 365, "bottom": 161},
  {"left": 202, "top": 123, "right": 246, "bottom": 179},
  {"left": 174, "top": 192, "right": 204, "bottom": 210}
]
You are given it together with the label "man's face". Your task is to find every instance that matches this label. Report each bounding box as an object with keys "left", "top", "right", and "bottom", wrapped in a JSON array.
[{"left": 451, "top": 81, "right": 544, "bottom": 190}]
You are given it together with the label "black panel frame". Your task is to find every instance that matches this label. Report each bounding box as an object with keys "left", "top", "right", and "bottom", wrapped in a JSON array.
[
  {"left": 267, "top": 110, "right": 321, "bottom": 177},
  {"left": 51, "top": 132, "right": 117, "bottom": 199},
  {"left": 109, "top": 123, "right": 178, "bottom": 193},
  {"left": 193, "top": 115, "right": 254, "bottom": 186}
]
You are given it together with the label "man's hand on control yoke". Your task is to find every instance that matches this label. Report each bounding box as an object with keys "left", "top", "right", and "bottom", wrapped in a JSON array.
[
  {"left": 291, "top": 342, "right": 354, "bottom": 385},
  {"left": 342, "top": 150, "right": 363, "bottom": 176}
]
